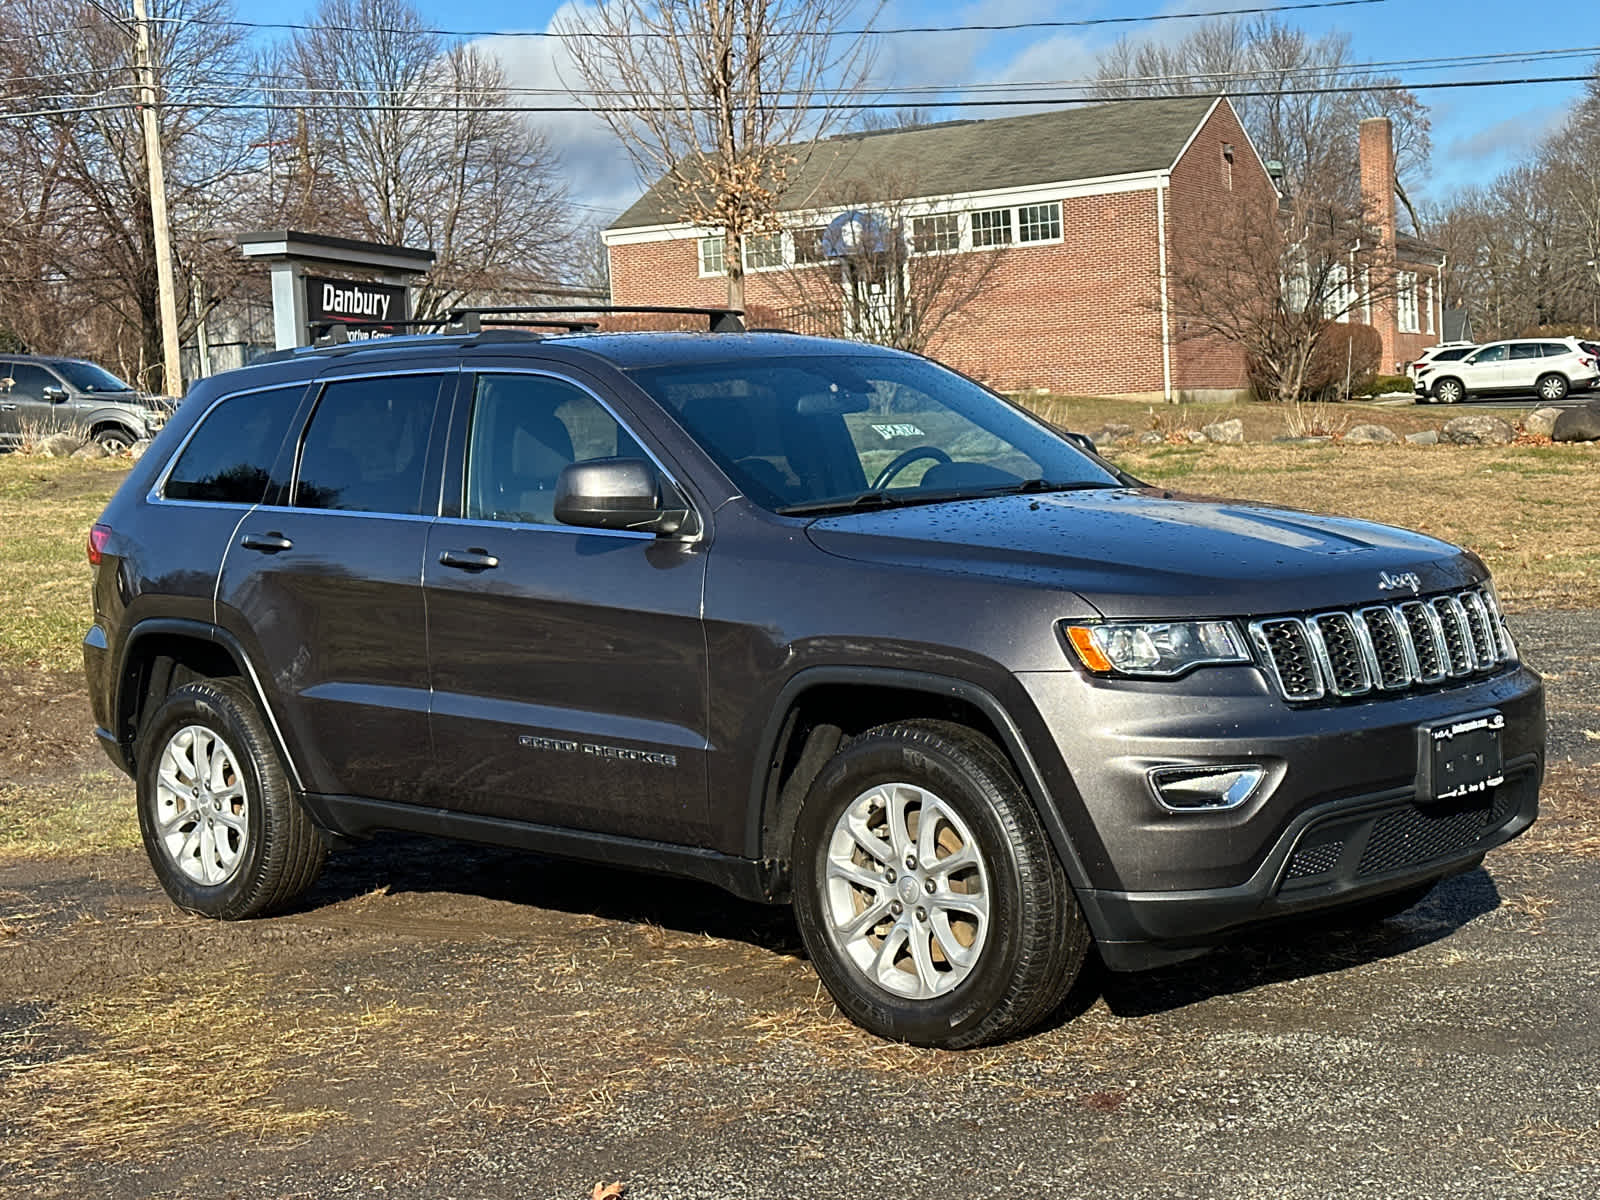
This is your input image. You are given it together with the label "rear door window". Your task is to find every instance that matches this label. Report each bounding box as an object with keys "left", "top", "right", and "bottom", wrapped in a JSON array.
[
  {"left": 1509, "top": 343, "right": 1542, "bottom": 360},
  {"left": 295, "top": 375, "right": 446, "bottom": 514},
  {"left": 164, "top": 385, "right": 305, "bottom": 504}
]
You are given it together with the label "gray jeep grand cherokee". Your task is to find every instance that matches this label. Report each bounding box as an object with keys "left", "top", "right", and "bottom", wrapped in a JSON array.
[{"left": 82, "top": 311, "right": 1544, "bottom": 1047}]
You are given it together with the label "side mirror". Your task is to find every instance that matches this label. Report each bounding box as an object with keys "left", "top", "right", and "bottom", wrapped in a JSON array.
[
  {"left": 553, "top": 459, "right": 692, "bottom": 536},
  {"left": 42, "top": 385, "right": 69, "bottom": 403},
  {"left": 1061, "top": 430, "right": 1099, "bottom": 456}
]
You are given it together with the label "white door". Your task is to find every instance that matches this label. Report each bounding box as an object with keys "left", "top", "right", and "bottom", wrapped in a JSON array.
[
  {"left": 1460, "top": 344, "right": 1508, "bottom": 391},
  {"left": 1504, "top": 343, "right": 1544, "bottom": 391}
]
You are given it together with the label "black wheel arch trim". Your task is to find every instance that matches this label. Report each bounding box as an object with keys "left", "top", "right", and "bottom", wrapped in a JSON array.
[
  {"left": 748, "top": 666, "right": 1104, "bottom": 924},
  {"left": 111, "top": 616, "right": 306, "bottom": 791}
]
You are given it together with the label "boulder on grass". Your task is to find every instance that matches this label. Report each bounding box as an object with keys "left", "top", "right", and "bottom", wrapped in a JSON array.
[
  {"left": 1137, "top": 431, "right": 1164, "bottom": 445},
  {"left": 1185, "top": 429, "right": 1208, "bottom": 443},
  {"left": 38, "top": 432, "right": 81, "bottom": 458},
  {"left": 1523, "top": 406, "right": 1564, "bottom": 439},
  {"left": 1202, "top": 418, "right": 1244, "bottom": 444},
  {"left": 71, "top": 441, "right": 109, "bottom": 459},
  {"left": 1441, "top": 414, "right": 1515, "bottom": 445},
  {"left": 1092, "top": 422, "right": 1135, "bottom": 444},
  {"left": 1405, "top": 430, "right": 1439, "bottom": 445},
  {"left": 1344, "top": 423, "right": 1398, "bottom": 444},
  {"left": 1551, "top": 402, "right": 1600, "bottom": 443}
]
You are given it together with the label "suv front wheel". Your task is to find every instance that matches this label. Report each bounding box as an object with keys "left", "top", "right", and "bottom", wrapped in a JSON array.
[
  {"left": 792, "top": 720, "right": 1090, "bottom": 1048},
  {"left": 1432, "top": 377, "right": 1465, "bottom": 404},
  {"left": 136, "top": 678, "right": 327, "bottom": 920}
]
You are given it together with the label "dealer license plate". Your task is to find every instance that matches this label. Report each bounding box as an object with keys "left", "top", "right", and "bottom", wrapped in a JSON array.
[{"left": 1417, "top": 711, "right": 1505, "bottom": 802}]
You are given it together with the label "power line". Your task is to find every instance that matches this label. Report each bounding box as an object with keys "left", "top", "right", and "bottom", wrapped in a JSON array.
[
  {"left": 4, "top": 72, "right": 1594, "bottom": 122},
  {"left": 16, "top": 2, "right": 1387, "bottom": 44}
]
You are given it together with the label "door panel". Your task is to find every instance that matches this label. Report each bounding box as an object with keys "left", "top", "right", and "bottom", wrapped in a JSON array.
[
  {"left": 215, "top": 370, "right": 451, "bottom": 803},
  {"left": 424, "top": 370, "right": 712, "bottom": 845},
  {"left": 1463, "top": 345, "right": 1507, "bottom": 391},
  {"left": 1506, "top": 343, "right": 1543, "bottom": 390}
]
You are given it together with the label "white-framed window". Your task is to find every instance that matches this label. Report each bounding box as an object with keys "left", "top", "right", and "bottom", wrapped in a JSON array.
[
  {"left": 1361, "top": 267, "right": 1372, "bottom": 323},
  {"left": 1423, "top": 276, "right": 1435, "bottom": 334},
  {"left": 1398, "top": 271, "right": 1419, "bottom": 333},
  {"left": 911, "top": 213, "right": 960, "bottom": 254},
  {"left": 1326, "top": 263, "right": 1353, "bottom": 320},
  {"left": 743, "top": 232, "right": 784, "bottom": 271},
  {"left": 792, "top": 227, "right": 828, "bottom": 265},
  {"left": 1284, "top": 266, "right": 1311, "bottom": 314},
  {"left": 1017, "top": 202, "right": 1062, "bottom": 243},
  {"left": 698, "top": 235, "right": 726, "bottom": 277},
  {"left": 971, "top": 207, "right": 1013, "bottom": 248}
]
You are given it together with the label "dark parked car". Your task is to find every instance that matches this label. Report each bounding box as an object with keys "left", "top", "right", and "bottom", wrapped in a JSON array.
[
  {"left": 82, "top": 312, "right": 1544, "bottom": 1047},
  {"left": 0, "top": 354, "right": 166, "bottom": 450}
]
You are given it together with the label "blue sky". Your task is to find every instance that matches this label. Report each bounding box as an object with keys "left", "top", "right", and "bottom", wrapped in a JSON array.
[{"left": 276, "top": 0, "right": 1595, "bottom": 219}]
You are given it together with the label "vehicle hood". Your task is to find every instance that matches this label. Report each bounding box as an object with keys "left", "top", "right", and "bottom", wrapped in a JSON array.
[{"left": 803, "top": 488, "right": 1482, "bottom": 619}]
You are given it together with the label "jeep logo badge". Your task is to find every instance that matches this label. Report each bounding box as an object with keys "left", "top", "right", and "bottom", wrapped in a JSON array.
[{"left": 1377, "top": 570, "right": 1422, "bottom": 594}]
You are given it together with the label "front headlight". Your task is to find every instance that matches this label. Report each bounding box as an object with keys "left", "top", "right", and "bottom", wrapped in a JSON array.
[{"left": 1063, "top": 620, "right": 1251, "bottom": 678}]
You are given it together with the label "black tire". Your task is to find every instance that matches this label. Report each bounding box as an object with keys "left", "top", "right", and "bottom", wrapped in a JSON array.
[
  {"left": 791, "top": 719, "right": 1090, "bottom": 1048},
  {"left": 135, "top": 678, "right": 327, "bottom": 920},
  {"left": 1432, "top": 377, "right": 1464, "bottom": 405},
  {"left": 94, "top": 426, "right": 135, "bottom": 453},
  {"left": 1536, "top": 373, "right": 1569, "bottom": 403}
]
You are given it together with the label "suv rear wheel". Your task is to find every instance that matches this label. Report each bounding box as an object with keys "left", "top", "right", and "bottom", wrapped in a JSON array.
[
  {"left": 1536, "top": 372, "right": 1569, "bottom": 402},
  {"left": 136, "top": 679, "right": 327, "bottom": 920},
  {"left": 792, "top": 720, "right": 1089, "bottom": 1048}
]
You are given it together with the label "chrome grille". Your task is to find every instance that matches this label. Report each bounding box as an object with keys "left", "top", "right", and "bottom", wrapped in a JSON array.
[{"left": 1249, "top": 586, "right": 1515, "bottom": 703}]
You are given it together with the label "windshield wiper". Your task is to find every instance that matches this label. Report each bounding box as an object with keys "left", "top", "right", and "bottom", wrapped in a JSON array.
[{"left": 777, "top": 488, "right": 970, "bottom": 517}]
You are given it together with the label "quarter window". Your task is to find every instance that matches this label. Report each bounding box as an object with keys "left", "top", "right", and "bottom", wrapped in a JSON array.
[
  {"left": 911, "top": 214, "right": 960, "bottom": 253},
  {"left": 699, "top": 236, "right": 726, "bottom": 276},
  {"left": 1541, "top": 342, "right": 1571, "bottom": 357},
  {"left": 294, "top": 375, "right": 443, "bottom": 514},
  {"left": 165, "top": 385, "right": 304, "bottom": 505},
  {"left": 1017, "top": 202, "right": 1061, "bottom": 243},
  {"left": 464, "top": 374, "right": 645, "bottom": 526},
  {"left": 971, "top": 208, "right": 1013, "bottom": 248}
]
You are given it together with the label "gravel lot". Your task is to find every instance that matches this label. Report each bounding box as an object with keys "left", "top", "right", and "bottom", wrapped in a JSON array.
[{"left": 2, "top": 613, "right": 1597, "bottom": 1200}]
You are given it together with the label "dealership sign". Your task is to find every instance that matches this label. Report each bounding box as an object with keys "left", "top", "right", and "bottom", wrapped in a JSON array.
[{"left": 304, "top": 275, "right": 408, "bottom": 334}]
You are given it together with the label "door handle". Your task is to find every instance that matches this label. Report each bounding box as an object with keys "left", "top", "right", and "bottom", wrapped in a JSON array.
[
  {"left": 240, "top": 532, "right": 294, "bottom": 553},
  {"left": 438, "top": 548, "right": 499, "bottom": 571},
  {"left": 0, "top": 403, "right": 16, "bottom": 411}
]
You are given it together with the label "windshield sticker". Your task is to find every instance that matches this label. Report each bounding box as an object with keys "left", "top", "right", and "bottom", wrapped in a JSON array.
[{"left": 871, "top": 423, "right": 925, "bottom": 440}]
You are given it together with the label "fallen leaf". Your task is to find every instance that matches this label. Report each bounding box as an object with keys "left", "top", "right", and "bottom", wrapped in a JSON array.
[
  {"left": 1583, "top": 730, "right": 1600, "bottom": 742},
  {"left": 592, "top": 1184, "right": 626, "bottom": 1200}
]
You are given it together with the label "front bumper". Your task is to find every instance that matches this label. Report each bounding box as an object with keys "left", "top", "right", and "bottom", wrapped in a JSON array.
[{"left": 1016, "top": 663, "right": 1545, "bottom": 970}]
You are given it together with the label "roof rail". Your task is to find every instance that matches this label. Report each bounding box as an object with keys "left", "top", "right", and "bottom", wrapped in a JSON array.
[{"left": 449, "top": 304, "right": 746, "bottom": 333}]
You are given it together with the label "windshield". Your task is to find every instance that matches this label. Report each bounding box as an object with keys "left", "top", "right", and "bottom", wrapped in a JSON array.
[
  {"left": 629, "top": 354, "right": 1120, "bottom": 513},
  {"left": 54, "top": 360, "right": 134, "bottom": 393}
]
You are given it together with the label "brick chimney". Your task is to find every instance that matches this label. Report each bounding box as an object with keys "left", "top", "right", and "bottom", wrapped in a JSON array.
[{"left": 1358, "top": 117, "right": 1397, "bottom": 253}]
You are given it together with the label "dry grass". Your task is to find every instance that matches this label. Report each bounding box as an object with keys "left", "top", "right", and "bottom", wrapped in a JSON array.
[
  {"left": 1, "top": 973, "right": 369, "bottom": 1176},
  {"left": 1100, "top": 442, "right": 1600, "bottom": 610},
  {"left": 0, "top": 770, "right": 137, "bottom": 861},
  {"left": 0, "top": 457, "right": 128, "bottom": 671}
]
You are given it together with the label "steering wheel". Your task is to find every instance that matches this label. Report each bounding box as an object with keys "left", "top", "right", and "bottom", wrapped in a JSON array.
[{"left": 871, "top": 446, "right": 952, "bottom": 490}]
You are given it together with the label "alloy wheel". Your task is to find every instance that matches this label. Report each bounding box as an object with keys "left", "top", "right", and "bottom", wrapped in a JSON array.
[
  {"left": 822, "top": 782, "right": 991, "bottom": 999},
  {"left": 152, "top": 724, "right": 250, "bottom": 886}
]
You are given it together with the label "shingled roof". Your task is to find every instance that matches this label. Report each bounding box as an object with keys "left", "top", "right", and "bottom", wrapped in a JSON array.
[{"left": 608, "top": 95, "right": 1222, "bottom": 232}]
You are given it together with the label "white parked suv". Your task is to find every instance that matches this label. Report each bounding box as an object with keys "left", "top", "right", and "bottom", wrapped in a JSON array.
[
  {"left": 1420, "top": 337, "right": 1600, "bottom": 404},
  {"left": 1409, "top": 343, "right": 1476, "bottom": 398}
]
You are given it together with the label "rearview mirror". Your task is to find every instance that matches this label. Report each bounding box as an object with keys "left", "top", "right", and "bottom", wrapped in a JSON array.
[{"left": 553, "top": 459, "right": 692, "bottom": 536}]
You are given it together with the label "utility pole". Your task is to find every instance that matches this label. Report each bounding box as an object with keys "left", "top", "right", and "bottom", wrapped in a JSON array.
[{"left": 131, "top": 0, "right": 184, "bottom": 396}]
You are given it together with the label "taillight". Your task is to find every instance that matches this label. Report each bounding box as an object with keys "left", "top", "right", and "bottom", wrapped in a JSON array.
[{"left": 87, "top": 523, "right": 111, "bottom": 566}]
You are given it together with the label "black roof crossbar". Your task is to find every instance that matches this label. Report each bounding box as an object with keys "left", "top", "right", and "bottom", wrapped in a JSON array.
[{"left": 448, "top": 305, "right": 746, "bottom": 333}]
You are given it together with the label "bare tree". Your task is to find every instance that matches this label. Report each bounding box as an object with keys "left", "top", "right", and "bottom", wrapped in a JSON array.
[
  {"left": 0, "top": 0, "right": 262, "bottom": 385},
  {"left": 557, "top": 0, "right": 881, "bottom": 310},
  {"left": 1094, "top": 15, "right": 1432, "bottom": 229},
  {"left": 269, "top": 0, "right": 573, "bottom": 318},
  {"left": 1166, "top": 175, "right": 1398, "bottom": 403},
  {"left": 762, "top": 175, "right": 1002, "bottom": 353}
]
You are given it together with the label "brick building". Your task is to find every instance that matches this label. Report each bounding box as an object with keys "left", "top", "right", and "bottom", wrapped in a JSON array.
[{"left": 604, "top": 97, "right": 1444, "bottom": 399}]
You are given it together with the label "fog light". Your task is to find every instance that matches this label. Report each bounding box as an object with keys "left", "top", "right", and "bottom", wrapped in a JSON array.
[{"left": 1149, "top": 765, "right": 1264, "bottom": 811}]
